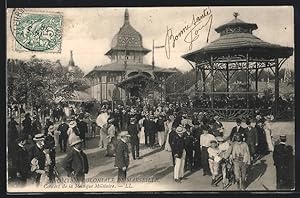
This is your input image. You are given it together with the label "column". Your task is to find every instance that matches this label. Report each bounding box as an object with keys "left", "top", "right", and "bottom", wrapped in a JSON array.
[{"left": 274, "top": 59, "right": 280, "bottom": 119}]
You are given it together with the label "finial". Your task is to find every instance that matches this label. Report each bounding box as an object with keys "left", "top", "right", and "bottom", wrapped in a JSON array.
[
  {"left": 124, "top": 8, "right": 129, "bottom": 23},
  {"left": 233, "top": 12, "right": 239, "bottom": 19}
]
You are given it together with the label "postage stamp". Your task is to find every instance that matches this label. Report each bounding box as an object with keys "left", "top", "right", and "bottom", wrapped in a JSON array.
[{"left": 10, "top": 9, "right": 63, "bottom": 53}]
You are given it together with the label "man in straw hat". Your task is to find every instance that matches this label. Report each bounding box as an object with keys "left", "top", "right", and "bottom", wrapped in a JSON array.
[
  {"left": 273, "top": 135, "right": 294, "bottom": 190},
  {"left": 29, "top": 133, "right": 46, "bottom": 186},
  {"left": 62, "top": 136, "right": 89, "bottom": 184},
  {"left": 115, "top": 131, "right": 131, "bottom": 183},
  {"left": 231, "top": 133, "right": 251, "bottom": 190},
  {"left": 207, "top": 139, "right": 221, "bottom": 187},
  {"left": 173, "top": 126, "right": 186, "bottom": 183}
]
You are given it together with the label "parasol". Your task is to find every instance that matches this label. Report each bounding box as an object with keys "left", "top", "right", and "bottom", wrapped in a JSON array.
[{"left": 96, "top": 112, "right": 109, "bottom": 127}]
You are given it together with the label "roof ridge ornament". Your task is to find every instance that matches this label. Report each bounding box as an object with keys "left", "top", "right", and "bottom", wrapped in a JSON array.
[
  {"left": 233, "top": 12, "right": 239, "bottom": 19},
  {"left": 124, "top": 8, "right": 129, "bottom": 24}
]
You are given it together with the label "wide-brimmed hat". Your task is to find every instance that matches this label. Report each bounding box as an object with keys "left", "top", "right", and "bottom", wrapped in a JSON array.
[
  {"left": 176, "top": 126, "right": 186, "bottom": 134},
  {"left": 255, "top": 115, "right": 262, "bottom": 120},
  {"left": 107, "top": 117, "right": 115, "bottom": 123},
  {"left": 69, "top": 121, "right": 77, "bottom": 128},
  {"left": 214, "top": 115, "right": 220, "bottom": 120},
  {"left": 70, "top": 136, "right": 83, "bottom": 147},
  {"left": 264, "top": 115, "right": 274, "bottom": 121},
  {"left": 169, "top": 115, "right": 175, "bottom": 120},
  {"left": 48, "top": 125, "right": 55, "bottom": 133},
  {"left": 33, "top": 133, "right": 45, "bottom": 141},
  {"left": 119, "top": 131, "right": 131, "bottom": 137},
  {"left": 210, "top": 140, "right": 218, "bottom": 145},
  {"left": 216, "top": 136, "right": 224, "bottom": 142}
]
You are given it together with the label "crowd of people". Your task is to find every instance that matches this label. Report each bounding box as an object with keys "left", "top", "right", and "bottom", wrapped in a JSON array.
[{"left": 7, "top": 101, "right": 294, "bottom": 190}]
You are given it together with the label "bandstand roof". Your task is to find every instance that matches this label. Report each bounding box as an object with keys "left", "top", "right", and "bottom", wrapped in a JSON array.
[{"left": 182, "top": 13, "right": 293, "bottom": 62}]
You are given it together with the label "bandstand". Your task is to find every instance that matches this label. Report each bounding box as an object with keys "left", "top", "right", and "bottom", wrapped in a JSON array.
[{"left": 182, "top": 13, "right": 293, "bottom": 120}]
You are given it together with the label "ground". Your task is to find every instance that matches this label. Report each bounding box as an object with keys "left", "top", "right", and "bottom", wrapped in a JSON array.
[{"left": 7, "top": 121, "right": 295, "bottom": 192}]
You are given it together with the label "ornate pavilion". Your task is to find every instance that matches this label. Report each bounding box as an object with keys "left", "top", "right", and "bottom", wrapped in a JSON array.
[
  {"left": 182, "top": 13, "right": 293, "bottom": 120},
  {"left": 85, "top": 9, "right": 177, "bottom": 104}
]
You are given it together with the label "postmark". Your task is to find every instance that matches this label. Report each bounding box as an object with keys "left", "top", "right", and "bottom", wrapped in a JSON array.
[{"left": 10, "top": 8, "right": 63, "bottom": 53}]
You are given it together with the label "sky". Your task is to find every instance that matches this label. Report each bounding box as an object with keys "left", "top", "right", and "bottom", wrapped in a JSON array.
[{"left": 7, "top": 6, "right": 294, "bottom": 74}]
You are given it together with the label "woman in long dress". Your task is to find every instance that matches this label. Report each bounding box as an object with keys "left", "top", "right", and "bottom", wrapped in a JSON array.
[
  {"left": 67, "top": 121, "right": 80, "bottom": 145},
  {"left": 139, "top": 117, "right": 145, "bottom": 144},
  {"left": 264, "top": 116, "right": 274, "bottom": 152},
  {"left": 164, "top": 115, "right": 175, "bottom": 151}
]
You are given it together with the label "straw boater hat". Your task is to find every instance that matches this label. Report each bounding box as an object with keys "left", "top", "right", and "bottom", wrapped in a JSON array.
[
  {"left": 107, "top": 117, "right": 115, "bottom": 123},
  {"left": 169, "top": 115, "right": 175, "bottom": 120},
  {"left": 33, "top": 133, "right": 45, "bottom": 141},
  {"left": 176, "top": 126, "right": 186, "bottom": 134},
  {"left": 70, "top": 136, "right": 83, "bottom": 147},
  {"left": 119, "top": 131, "right": 131, "bottom": 137},
  {"left": 69, "top": 121, "right": 77, "bottom": 128},
  {"left": 255, "top": 115, "right": 262, "bottom": 120},
  {"left": 214, "top": 115, "right": 220, "bottom": 120},
  {"left": 216, "top": 136, "right": 224, "bottom": 142},
  {"left": 264, "top": 115, "right": 274, "bottom": 121},
  {"left": 48, "top": 125, "right": 55, "bottom": 133},
  {"left": 210, "top": 139, "right": 218, "bottom": 146}
]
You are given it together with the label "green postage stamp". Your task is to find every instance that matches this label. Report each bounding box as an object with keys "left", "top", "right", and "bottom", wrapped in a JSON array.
[{"left": 11, "top": 9, "right": 63, "bottom": 53}]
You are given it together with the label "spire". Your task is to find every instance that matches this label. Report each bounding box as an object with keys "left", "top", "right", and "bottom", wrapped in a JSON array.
[
  {"left": 69, "top": 50, "right": 75, "bottom": 66},
  {"left": 233, "top": 12, "right": 239, "bottom": 19},
  {"left": 124, "top": 8, "right": 129, "bottom": 24}
]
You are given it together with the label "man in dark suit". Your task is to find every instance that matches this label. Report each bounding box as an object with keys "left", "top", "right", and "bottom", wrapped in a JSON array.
[
  {"left": 62, "top": 136, "right": 89, "bottom": 185},
  {"left": 244, "top": 119, "right": 258, "bottom": 161},
  {"left": 273, "top": 135, "right": 294, "bottom": 190},
  {"left": 229, "top": 118, "right": 246, "bottom": 142},
  {"left": 115, "top": 131, "right": 131, "bottom": 183},
  {"left": 191, "top": 120, "right": 202, "bottom": 170},
  {"left": 57, "top": 117, "right": 69, "bottom": 152},
  {"left": 127, "top": 117, "right": 141, "bottom": 160},
  {"left": 173, "top": 126, "right": 186, "bottom": 183},
  {"left": 77, "top": 113, "right": 88, "bottom": 148},
  {"left": 168, "top": 124, "right": 178, "bottom": 166},
  {"left": 29, "top": 133, "right": 46, "bottom": 186},
  {"left": 143, "top": 115, "right": 157, "bottom": 149},
  {"left": 13, "top": 136, "right": 30, "bottom": 186}
]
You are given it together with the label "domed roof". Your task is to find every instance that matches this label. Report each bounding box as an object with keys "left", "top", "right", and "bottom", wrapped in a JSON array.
[{"left": 107, "top": 9, "right": 150, "bottom": 55}]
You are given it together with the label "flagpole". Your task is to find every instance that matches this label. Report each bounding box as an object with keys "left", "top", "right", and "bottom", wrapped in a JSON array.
[{"left": 152, "top": 40, "right": 154, "bottom": 70}]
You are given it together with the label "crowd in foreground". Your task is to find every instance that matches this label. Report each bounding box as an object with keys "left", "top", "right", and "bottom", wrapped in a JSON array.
[{"left": 7, "top": 104, "right": 294, "bottom": 191}]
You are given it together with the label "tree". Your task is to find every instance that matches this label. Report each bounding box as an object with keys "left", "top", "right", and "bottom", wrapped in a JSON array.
[{"left": 7, "top": 57, "right": 88, "bottom": 112}]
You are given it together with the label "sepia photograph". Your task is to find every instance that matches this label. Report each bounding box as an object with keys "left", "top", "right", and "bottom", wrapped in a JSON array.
[{"left": 6, "top": 6, "right": 295, "bottom": 192}]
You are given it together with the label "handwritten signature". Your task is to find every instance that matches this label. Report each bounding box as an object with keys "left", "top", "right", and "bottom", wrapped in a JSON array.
[{"left": 165, "top": 7, "right": 213, "bottom": 59}]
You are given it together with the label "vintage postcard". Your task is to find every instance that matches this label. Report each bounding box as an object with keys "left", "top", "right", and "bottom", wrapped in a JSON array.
[{"left": 6, "top": 6, "right": 295, "bottom": 192}]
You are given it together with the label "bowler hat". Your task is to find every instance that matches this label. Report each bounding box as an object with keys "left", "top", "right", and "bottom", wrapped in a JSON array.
[
  {"left": 279, "top": 135, "right": 287, "bottom": 141},
  {"left": 236, "top": 118, "right": 242, "bottom": 123}
]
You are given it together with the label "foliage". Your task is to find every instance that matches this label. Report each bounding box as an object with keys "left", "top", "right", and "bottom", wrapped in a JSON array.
[{"left": 7, "top": 57, "right": 88, "bottom": 109}]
